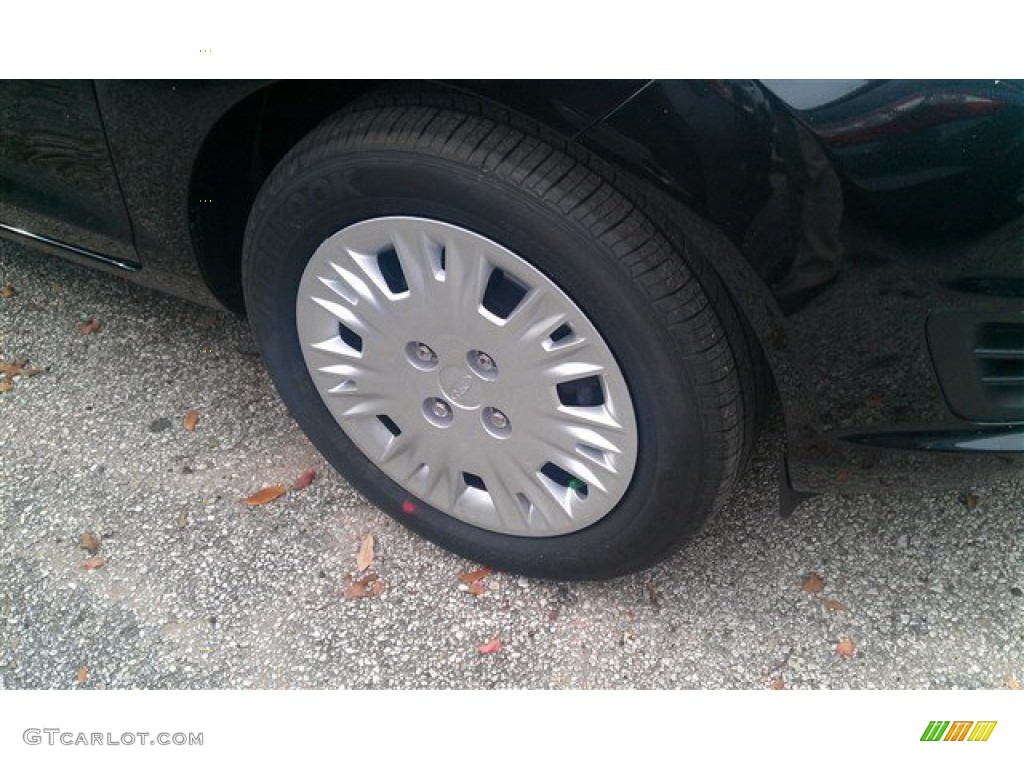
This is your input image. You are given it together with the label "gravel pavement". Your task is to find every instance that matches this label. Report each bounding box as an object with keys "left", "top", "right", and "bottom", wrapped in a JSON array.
[{"left": 1, "top": 240, "right": 1021, "bottom": 690}]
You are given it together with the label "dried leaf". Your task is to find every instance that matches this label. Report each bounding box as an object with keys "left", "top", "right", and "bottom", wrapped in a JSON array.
[
  {"left": 822, "top": 598, "right": 848, "bottom": 612},
  {"left": 356, "top": 534, "right": 375, "bottom": 572},
  {"left": 835, "top": 639, "right": 856, "bottom": 657},
  {"left": 801, "top": 572, "right": 826, "bottom": 594},
  {"left": 965, "top": 493, "right": 980, "bottom": 511},
  {"left": 0, "top": 359, "right": 42, "bottom": 378},
  {"left": 183, "top": 410, "right": 199, "bottom": 432},
  {"left": 1008, "top": 676, "right": 1021, "bottom": 690},
  {"left": 0, "top": 379, "right": 12, "bottom": 393},
  {"left": 342, "top": 573, "right": 385, "bottom": 599},
  {"left": 177, "top": 510, "right": 189, "bottom": 530},
  {"left": 770, "top": 676, "right": 785, "bottom": 690},
  {"left": 80, "top": 556, "right": 107, "bottom": 570},
  {"left": 242, "top": 485, "right": 287, "bottom": 506},
  {"left": 76, "top": 666, "right": 89, "bottom": 684},
  {"left": 79, "top": 532, "right": 100, "bottom": 554},
  {"left": 0, "top": 284, "right": 15, "bottom": 298},
  {"left": 79, "top": 318, "right": 101, "bottom": 335},
  {"left": 293, "top": 468, "right": 316, "bottom": 490},
  {"left": 459, "top": 566, "right": 492, "bottom": 584},
  {"left": 477, "top": 636, "right": 502, "bottom": 654},
  {"left": 467, "top": 581, "right": 486, "bottom": 596}
]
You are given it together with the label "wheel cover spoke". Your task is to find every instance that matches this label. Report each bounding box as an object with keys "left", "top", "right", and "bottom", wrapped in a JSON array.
[{"left": 296, "top": 217, "right": 638, "bottom": 536}]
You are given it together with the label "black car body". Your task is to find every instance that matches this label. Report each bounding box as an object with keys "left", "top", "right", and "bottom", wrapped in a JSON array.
[{"left": 2, "top": 79, "right": 1022, "bottom": 578}]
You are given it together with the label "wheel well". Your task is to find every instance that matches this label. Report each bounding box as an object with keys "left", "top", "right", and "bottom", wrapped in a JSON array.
[
  {"left": 192, "top": 81, "right": 778, "bottom": 478},
  {"left": 188, "top": 81, "right": 777, "bottom": 432},
  {"left": 189, "top": 80, "right": 380, "bottom": 313}
]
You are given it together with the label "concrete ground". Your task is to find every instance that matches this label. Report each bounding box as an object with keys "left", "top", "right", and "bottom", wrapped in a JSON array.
[{"left": 1, "top": 240, "right": 1021, "bottom": 689}]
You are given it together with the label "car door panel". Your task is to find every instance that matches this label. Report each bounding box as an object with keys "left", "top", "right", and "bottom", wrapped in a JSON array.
[{"left": 0, "top": 79, "right": 137, "bottom": 264}]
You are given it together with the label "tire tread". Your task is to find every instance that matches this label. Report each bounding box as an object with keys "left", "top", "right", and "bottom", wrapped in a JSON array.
[{"left": 245, "top": 89, "right": 763, "bottom": 578}]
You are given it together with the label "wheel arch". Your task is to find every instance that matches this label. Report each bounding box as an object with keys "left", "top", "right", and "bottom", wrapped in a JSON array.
[
  {"left": 187, "top": 80, "right": 650, "bottom": 314},
  {"left": 190, "top": 80, "right": 784, "bottom": 471},
  {"left": 188, "top": 80, "right": 382, "bottom": 313}
]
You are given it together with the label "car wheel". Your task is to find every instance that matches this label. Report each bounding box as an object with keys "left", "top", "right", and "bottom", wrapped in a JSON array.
[{"left": 242, "top": 95, "right": 751, "bottom": 580}]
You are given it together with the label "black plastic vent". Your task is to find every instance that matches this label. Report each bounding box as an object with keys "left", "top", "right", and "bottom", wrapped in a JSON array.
[
  {"left": 927, "top": 310, "right": 1024, "bottom": 423},
  {"left": 974, "top": 323, "right": 1024, "bottom": 408}
]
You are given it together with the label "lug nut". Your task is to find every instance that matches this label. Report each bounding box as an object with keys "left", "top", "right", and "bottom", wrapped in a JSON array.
[
  {"left": 408, "top": 341, "right": 440, "bottom": 370},
  {"left": 468, "top": 349, "right": 499, "bottom": 379},
  {"left": 424, "top": 397, "right": 454, "bottom": 427},
  {"left": 481, "top": 406, "right": 511, "bottom": 438}
]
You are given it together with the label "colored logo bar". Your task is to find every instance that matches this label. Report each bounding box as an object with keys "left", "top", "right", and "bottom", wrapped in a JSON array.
[{"left": 920, "top": 721, "right": 997, "bottom": 742}]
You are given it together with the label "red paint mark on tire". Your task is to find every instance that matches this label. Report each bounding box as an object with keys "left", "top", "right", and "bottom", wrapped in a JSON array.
[{"left": 401, "top": 501, "right": 415, "bottom": 514}]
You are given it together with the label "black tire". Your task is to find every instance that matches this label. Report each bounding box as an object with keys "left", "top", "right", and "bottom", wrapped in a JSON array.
[{"left": 242, "top": 94, "right": 751, "bottom": 580}]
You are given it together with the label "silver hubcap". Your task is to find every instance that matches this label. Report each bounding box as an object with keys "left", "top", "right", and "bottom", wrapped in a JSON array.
[{"left": 295, "top": 216, "right": 638, "bottom": 536}]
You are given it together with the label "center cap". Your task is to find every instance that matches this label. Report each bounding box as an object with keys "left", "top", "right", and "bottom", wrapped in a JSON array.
[{"left": 438, "top": 365, "right": 482, "bottom": 409}]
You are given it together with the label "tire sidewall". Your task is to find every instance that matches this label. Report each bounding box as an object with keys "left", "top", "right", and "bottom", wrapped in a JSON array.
[{"left": 245, "top": 151, "right": 710, "bottom": 579}]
